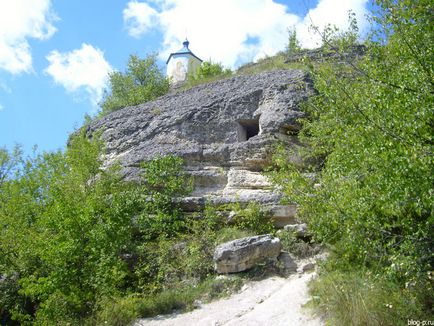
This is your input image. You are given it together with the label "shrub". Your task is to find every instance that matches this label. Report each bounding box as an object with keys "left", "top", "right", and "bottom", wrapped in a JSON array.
[
  {"left": 286, "top": 27, "right": 301, "bottom": 56},
  {"left": 0, "top": 135, "right": 192, "bottom": 324},
  {"left": 194, "top": 61, "right": 231, "bottom": 80},
  {"left": 229, "top": 202, "right": 275, "bottom": 234},
  {"left": 185, "top": 61, "right": 232, "bottom": 88},
  {"left": 270, "top": 0, "right": 433, "bottom": 322},
  {"left": 278, "top": 229, "right": 320, "bottom": 259}
]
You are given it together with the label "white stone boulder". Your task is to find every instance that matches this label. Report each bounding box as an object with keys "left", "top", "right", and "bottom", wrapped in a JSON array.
[
  {"left": 284, "top": 223, "right": 308, "bottom": 238},
  {"left": 213, "top": 235, "right": 281, "bottom": 274}
]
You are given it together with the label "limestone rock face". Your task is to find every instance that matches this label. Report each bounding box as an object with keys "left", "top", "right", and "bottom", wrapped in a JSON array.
[
  {"left": 86, "top": 70, "right": 313, "bottom": 224},
  {"left": 213, "top": 235, "right": 281, "bottom": 274}
]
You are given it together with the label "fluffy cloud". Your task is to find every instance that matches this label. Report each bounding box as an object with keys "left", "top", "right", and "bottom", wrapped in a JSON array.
[
  {"left": 297, "top": 0, "right": 369, "bottom": 48},
  {"left": 0, "top": 0, "right": 57, "bottom": 74},
  {"left": 45, "top": 44, "right": 112, "bottom": 106},
  {"left": 123, "top": 0, "right": 368, "bottom": 68},
  {"left": 123, "top": 1, "right": 159, "bottom": 38}
]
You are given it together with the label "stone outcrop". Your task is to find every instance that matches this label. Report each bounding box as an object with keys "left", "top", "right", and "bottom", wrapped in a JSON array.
[
  {"left": 86, "top": 70, "right": 313, "bottom": 225},
  {"left": 277, "top": 251, "right": 298, "bottom": 275},
  {"left": 284, "top": 223, "right": 308, "bottom": 238},
  {"left": 213, "top": 235, "right": 281, "bottom": 274}
]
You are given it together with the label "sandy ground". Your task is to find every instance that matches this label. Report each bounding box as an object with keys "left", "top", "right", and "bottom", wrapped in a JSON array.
[{"left": 134, "top": 272, "right": 324, "bottom": 326}]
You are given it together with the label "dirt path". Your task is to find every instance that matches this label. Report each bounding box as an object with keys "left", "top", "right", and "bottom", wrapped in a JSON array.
[{"left": 134, "top": 272, "right": 323, "bottom": 326}]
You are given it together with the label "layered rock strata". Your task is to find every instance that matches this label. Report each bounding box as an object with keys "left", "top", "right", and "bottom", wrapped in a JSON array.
[
  {"left": 213, "top": 235, "right": 281, "bottom": 274},
  {"left": 86, "top": 70, "right": 313, "bottom": 226}
]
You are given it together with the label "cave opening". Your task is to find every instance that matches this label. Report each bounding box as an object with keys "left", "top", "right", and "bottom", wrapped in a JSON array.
[{"left": 237, "top": 119, "right": 260, "bottom": 141}]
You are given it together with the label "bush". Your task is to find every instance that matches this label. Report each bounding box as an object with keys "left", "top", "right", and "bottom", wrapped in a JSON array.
[
  {"left": 185, "top": 61, "right": 232, "bottom": 88},
  {"left": 194, "top": 61, "right": 231, "bottom": 80},
  {"left": 0, "top": 135, "right": 191, "bottom": 324},
  {"left": 286, "top": 27, "right": 301, "bottom": 56},
  {"left": 132, "top": 201, "right": 275, "bottom": 295},
  {"left": 278, "top": 229, "right": 320, "bottom": 259},
  {"left": 0, "top": 141, "right": 276, "bottom": 324},
  {"left": 270, "top": 0, "right": 433, "bottom": 322},
  {"left": 229, "top": 202, "right": 275, "bottom": 234}
]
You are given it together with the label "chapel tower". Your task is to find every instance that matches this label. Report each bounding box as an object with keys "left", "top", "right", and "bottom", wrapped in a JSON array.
[{"left": 166, "top": 39, "right": 202, "bottom": 83}]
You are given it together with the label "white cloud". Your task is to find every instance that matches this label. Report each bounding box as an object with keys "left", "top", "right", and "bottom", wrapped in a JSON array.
[
  {"left": 0, "top": 104, "right": 4, "bottom": 111},
  {"left": 297, "top": 0, "right": 369, "bottom": 48},
  {"left": 45, "top": 44, "right": 113, "bottom": 106},
  {"left": 123, "top": 0, "right": 368, "bottom": 68},
  {"left": 0, "top": 0, "right": 57, "bottom": 74},
  {"left": 123, "top": 1, "right": 159, "bottom": 38}
]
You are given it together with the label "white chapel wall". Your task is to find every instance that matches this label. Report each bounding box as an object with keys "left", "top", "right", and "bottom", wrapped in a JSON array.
[{"left": 167, "top": 54, "right": 202, "bottom": 83}]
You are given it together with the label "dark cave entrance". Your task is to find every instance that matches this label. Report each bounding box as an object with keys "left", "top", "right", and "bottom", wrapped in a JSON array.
[{"left": 237, "top": 119, "right": 260, "bottom": 141}]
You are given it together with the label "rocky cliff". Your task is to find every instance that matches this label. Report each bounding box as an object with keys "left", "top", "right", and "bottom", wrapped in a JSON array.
[{"left": 87, "top": 69, "right": 313, "bottom": 226}]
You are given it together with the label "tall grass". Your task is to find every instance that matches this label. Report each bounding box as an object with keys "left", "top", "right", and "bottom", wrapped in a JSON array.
[
  {"left": 94, "top": 276, "right": 243, "bottom": 326},
  {"left": 308, "top": 270, "right": 429, "bottom": 326}
]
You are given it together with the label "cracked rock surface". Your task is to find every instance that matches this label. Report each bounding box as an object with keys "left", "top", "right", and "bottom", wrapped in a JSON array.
[
  {"left": 214, "top": 235, "right": 282, "bottom": 274},
  {"left": 87, "top": 70, "right": 313, "bottom": 224}
]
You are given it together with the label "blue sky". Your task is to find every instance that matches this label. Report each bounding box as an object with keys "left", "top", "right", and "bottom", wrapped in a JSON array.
[{"left": 0, "top": 0, "right": 369, "bottom": 155}]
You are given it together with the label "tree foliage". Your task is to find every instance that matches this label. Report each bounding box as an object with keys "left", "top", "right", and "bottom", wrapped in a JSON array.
[
  {"left": 189, "top": 60, "right": 232, "bottom": 82},
  {"left": 0, "top": 134, "right": 274, "bottom": 324},
  {"left": 271, "top": 0, "right": 433, "bottom": 312},
  {"left": 286, "top": 27, "right": 301, "bottom": 56},
  {"left": 0, "top": 134, "right": 190, "bottom": 324},
  {"left": 100, "top": 54, "right": 170, "bottom": 116}
]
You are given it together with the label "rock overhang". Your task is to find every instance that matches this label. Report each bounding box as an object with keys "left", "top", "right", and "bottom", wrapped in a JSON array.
[{"left": 86, "top": 69, "right": 314, "bottom": 226}]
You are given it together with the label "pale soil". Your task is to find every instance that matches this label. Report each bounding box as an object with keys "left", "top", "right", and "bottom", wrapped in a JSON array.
[{"left": 134, "top": 272, "right": 324, "bottom": 326}]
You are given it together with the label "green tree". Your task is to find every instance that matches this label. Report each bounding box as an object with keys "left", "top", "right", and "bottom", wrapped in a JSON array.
[
  {"left": 314, "top": 10, "right": 360, "bottom": 52},
  {"left": 190, "top": 60, "right": 231, "bottom": 81},
  {"left": 271, "top": 0, "right": 433, "bottom": 317},
  {"left": 100, "top": 53, "right": 170, "bottom": 116},
  {"left": 0, "top": 142, "right": 277, "bottom": 325},
  {"left": 286, "top": 27, "right": 301, "bottom": 56},
  {"left": 0, "top": 133, "right": 191, "bottom": 324}
]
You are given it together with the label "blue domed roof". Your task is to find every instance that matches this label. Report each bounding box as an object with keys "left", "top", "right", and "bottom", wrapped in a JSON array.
[{"left": 166, "top": 39, "right": 202, "bottom": 64}]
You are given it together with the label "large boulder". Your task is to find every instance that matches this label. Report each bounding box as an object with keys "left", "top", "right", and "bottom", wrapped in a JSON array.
[
  {"left": 213, "top": 234, "right": 281, "bottom": 274},
  {"left": 86, "top": 70, "right": 313, "bottom": 223}
]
